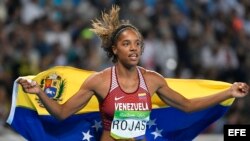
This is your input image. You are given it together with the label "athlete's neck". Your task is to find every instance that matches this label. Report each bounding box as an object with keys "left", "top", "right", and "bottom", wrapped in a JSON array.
[{"left": 115, "top": 63, "right": 137, "bottom": 78}]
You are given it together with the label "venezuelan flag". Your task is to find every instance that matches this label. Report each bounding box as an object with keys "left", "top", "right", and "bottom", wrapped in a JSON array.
[{"left": 6, "top": 66, "right": 233, "bottom": 141}]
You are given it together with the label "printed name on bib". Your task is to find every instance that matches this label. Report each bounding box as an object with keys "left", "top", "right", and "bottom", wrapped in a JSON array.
[
  {"left": 112, "top": 119, "right": 147, "bottom": 131},
  {"left": 110, "top": 110, "right": 150, "bottom": 139}
]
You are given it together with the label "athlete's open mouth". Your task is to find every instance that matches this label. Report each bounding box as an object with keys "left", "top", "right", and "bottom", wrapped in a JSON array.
[{"left": 129, "top": 53, "right": 138, "bottom": 60}]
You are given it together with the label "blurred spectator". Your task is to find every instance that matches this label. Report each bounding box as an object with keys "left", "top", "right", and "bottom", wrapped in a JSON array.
[
  {"left": 155, "top": 32, "right": 178, "bottom": 77},
  {"left": 20, "top": 0, "right": 45, "bottom": 25},
  {"left": 0, "top": 82, "right": 9, "bottom": 133}
]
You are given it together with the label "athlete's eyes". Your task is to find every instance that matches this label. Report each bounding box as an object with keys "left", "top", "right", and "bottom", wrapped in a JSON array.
[
  {"left": 135, "top": 41, "right": 142, "bottom": 47},
  {"left": 122, "top": 41, "right": 129, "bottom": 46},
  {"left": 122, "top": 41, "right": 142, "bottom": 48}
]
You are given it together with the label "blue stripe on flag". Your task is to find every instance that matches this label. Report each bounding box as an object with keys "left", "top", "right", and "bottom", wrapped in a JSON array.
[{"left": 10, "top": 104, "right": 229, "bottom": 141}]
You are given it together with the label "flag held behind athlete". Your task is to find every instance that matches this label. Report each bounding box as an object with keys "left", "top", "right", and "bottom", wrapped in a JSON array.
[{"left": 6, "top": 66, "right": 233, "bottom": 141}]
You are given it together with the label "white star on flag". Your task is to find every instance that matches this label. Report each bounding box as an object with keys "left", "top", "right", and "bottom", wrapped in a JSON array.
[
  {"left": 82, "top": 130, "right": 93, "bottom": 141},
  {"left": 151, "top": 127, "right": 163, "bottom": 139},
  {"left": 92, "top": 120, "right": 102, "bottom": 131},
  {"left": 147, "top": 118, "right": 156, "bottom": 128}
]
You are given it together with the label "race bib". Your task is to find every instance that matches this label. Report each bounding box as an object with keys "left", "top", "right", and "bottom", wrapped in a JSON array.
[{"left": 110, "top": 110, "right": 150, "bottom": 139}]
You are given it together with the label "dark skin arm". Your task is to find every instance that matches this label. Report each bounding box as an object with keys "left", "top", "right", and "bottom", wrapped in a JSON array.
[
  {"left": 145, "top": 70, "right": 249, "bottom": 113},
  {"left": 18, "top": 73, "right": 101, "bottom": 120}
]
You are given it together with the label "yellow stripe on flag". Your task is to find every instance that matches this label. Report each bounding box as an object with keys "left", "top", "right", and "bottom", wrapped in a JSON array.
[{"left": 15, "top": 66, "right": 234, "bottom": 115}]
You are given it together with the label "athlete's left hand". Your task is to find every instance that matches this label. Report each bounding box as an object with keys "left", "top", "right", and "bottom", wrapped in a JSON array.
[{"left": 230, "top": 82, "right": 249, "bottom": 98}]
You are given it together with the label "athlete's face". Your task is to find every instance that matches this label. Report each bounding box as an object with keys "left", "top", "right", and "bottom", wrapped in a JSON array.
[{"left": 113, "top": 28, "right": 143, "bottom": 67}]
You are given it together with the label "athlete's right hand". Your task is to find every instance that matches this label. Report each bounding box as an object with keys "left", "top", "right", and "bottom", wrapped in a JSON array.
[{"left": 18, "top": 78, "right": 42, "bottom": 94}]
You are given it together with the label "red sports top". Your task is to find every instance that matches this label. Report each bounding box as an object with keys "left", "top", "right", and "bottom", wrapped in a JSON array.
[{"left": 100, "top": 66, "right": 152, "bottom": 131}]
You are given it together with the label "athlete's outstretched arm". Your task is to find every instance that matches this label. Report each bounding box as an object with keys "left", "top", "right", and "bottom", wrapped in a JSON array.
[
  {"left": 148, "top": 71, "right": 249, "bottom": 113},
  {"left": 18, "top": 73, "right": 99, "bottom": 120}
]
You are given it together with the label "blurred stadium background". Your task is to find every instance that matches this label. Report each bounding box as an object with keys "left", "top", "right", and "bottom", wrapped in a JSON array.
[{"left": 0, "top": 0, "right": 250, "bottom": 140}]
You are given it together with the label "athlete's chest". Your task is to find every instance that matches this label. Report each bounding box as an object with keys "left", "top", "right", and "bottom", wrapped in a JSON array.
[{"left": 101, "top": 87, "right": 151, "bottom": 115}]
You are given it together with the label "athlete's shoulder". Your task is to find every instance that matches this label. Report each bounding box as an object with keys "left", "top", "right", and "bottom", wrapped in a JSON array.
[
  {"left": 82, "top": 67, "right": 112, "bottom": 89},
  {"left": 87, "top": 67, "right": 111, "bottom": 82},
  {"left": 138, "top": 66, "right": 167, "bottom": 89},
  {"left": 138, "top": 66, "right": 164, "bottom": 79}
]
